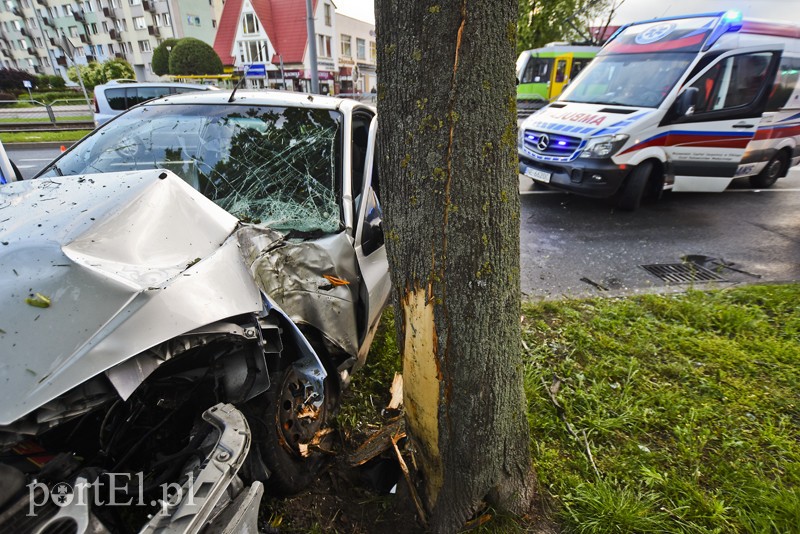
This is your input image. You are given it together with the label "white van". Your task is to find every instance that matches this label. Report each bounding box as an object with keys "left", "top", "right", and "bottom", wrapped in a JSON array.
[
  {"left": 518, "top": 12, "right": 800, "bottom": 210},
  {"left": 93, "top": 80, "right": 218, "bottom": 126}
]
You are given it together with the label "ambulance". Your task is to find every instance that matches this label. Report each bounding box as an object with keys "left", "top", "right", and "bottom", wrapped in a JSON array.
[{"left": 518, "top": 12, "right": 800, "bottom": 210}]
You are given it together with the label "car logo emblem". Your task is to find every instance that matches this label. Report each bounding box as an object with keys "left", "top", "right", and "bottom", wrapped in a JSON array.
[{"left": 537, "top": 134, "right": 550, "bottom": 151}]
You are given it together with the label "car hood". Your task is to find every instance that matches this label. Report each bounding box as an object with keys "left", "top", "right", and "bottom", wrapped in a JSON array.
[
  {"left": 521, "top": 102, "right": 652, "bottom": 139},
  {"left": 0, "top": 170, "right": 262, "bottom": 425}
]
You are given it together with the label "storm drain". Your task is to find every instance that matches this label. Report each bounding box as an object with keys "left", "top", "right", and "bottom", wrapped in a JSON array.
[{"left": 640, "top": 263, "right": 726, "bottom": 284}]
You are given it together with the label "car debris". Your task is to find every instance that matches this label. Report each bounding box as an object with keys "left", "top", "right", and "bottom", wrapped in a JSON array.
[{"left": 0, "top": 91, "right": 390, "bottom": 533}]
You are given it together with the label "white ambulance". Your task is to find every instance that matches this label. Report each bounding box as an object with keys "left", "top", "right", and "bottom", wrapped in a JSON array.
[{"left": 518, "top": 11, "right": 800, "bottom": 210}]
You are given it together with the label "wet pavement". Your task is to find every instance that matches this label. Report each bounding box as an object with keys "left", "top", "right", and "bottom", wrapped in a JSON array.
[{"left": 519, "top": 167, "right": 800, "bottom": 300}]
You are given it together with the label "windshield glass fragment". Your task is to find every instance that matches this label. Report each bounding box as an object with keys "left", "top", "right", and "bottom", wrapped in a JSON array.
[{"left": 42, "top": 104, "right": 343, "bottom": 233}]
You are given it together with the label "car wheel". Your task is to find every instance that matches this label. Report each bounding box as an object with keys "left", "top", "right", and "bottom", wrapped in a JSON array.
[
  {"left": 618, "top": 161, "right": 653, "bottom": 212},
  {"left": 749, "top": 151, "right": 787, "bottom": 189},
  {"left": 246, "top": 365, "right": 339, "bottom": 495}
]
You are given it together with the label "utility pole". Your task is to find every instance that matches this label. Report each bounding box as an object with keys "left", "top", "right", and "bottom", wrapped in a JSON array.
[
  {"left": 305, "top": 0, "right": 319, "bottom": 94},
  {"left": 60, "top": 32, "right": 92, "bottom": 111}
]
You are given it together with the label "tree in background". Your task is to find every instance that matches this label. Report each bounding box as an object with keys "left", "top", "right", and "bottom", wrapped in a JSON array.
[
  {"left": 376, "top": 0, "right": 535, "bottom": 531},
  {"left": 67, "top": 58, "right": 134, "bottom": 88},
  {"left": 151, "top": 38, "right": 179, "bottom": 76},
  {"left": 168, "top": 38, "right": 224, "bottom": 76},
  {"left": 517, "top": 0, "right": 625, "bottom": 52}
]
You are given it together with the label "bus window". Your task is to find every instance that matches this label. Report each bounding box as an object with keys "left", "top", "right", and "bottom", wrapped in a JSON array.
[
  {"left": 522, "top": 57, "right": 552, "bottom": 84},
  {"left": 570, "top": 58, "right": 592, "bottom": 80},
  {"left": 554, "top": 60, "right": 567, "bottom": 83}
]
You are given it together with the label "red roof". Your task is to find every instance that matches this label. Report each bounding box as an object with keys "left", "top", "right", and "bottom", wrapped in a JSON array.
[{"left": 213, "top": 0, "right": 319, "bottom": 66}]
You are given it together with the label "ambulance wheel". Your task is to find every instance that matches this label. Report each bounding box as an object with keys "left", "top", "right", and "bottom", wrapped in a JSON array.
[
  {"left": 618, "top": 161, "right": 653, "bottom": 212},
  {"left": 750, "top": 151, "right": 787, "bottom": 189}
]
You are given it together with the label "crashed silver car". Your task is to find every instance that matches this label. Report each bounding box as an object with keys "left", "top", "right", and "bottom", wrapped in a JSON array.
[{"left": 0, "top": 91, "right": 390, "bottom": 532}]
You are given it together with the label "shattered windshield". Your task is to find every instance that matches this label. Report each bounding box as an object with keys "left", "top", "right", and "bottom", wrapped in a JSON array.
[{"left": 40, "top": 104, "right": 343, "bottom": 233}]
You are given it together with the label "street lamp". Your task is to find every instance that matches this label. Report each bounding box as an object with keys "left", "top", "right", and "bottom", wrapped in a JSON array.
[{"left": 59, "top": 32, "right": 92, "bottom": 111}]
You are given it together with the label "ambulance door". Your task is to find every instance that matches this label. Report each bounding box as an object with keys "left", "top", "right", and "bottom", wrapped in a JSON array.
[{"left": 664, "top": 47, "right": 782, "bottom": 192}]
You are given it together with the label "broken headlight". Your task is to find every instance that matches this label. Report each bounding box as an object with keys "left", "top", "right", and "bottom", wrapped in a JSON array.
[{"left": 579, "top": 134, "right": 629, "bottom": 159}]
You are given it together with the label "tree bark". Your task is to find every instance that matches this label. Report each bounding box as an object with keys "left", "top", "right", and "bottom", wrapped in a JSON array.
[{"left": 375, "top": 1, "right": 535, "bottom": 531}]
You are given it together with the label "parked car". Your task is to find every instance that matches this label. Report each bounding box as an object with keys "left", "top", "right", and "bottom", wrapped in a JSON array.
[
  {"left": 92, "top": 79, "right": 219, "bottom": 126},
  {"left": 0, "top": 90, "right": 390, "bottom": 533}
]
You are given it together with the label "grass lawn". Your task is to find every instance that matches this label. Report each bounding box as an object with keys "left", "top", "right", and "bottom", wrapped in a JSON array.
[
  {"left": 521, "top": 284, "right": 799, "bottom": 533},
  {"left": 325, "top": 284, "right": 799, "bottom": 533},
  {"left": 0, "top": 116, "right": 92, "bottom": 123},
  {"left": 0, "top": 130, "right": 91, "bottom": 143}
]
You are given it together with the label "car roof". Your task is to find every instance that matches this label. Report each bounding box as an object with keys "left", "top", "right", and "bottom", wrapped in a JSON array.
[
  {"left": 134, "top": 89, "right": 372, "bottom": 113},
  {"left": 95, "top": 81, "right": 216, "bottom": 90}
]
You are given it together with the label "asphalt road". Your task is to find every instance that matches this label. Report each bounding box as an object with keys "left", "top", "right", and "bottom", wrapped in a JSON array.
[
  {"left": 6, "top": 145, "right": 800, "bottom": 301},
  {"left": 520, "top": 167, "right": 800, "bottom": 300}
]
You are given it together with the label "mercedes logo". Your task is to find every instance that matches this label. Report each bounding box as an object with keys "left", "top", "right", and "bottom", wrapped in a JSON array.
[{"left": 537, "top": 134, "right": 550, "bottom": 151}]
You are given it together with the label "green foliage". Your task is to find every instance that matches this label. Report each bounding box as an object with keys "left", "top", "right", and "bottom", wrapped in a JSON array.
[
  {"left": 522, "top": 284, "right": 800, "bottom": 533},
  {"left": 168, "top": 38, "right": 223, "bottom": 76},
  {"left": 517, "top": 0, "right": 621, "bottom": 52},
  {"left": 151, "top": 38, "right": 178, "bottom": 76},
  {"left": 67, "top": 59, "right": 134, "bottom": 89},
  {"left": 0, "top": 68, "right": 36, "bottom": 93},
  {"left": 35, "top": 74, "right": 66, "bottom": 90}
]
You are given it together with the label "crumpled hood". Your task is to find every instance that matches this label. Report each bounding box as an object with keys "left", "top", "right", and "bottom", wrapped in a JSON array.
[
  {"left": 522, "top": 102, "right": 650, "bottom": 139},
  {"left": 0, "top": 170, "right": 262, "bottom": 425}
]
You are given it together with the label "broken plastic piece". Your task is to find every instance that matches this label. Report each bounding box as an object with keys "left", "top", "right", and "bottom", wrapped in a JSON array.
[{"left": 25, "top": 293, "right": 51, "bottom": 308}]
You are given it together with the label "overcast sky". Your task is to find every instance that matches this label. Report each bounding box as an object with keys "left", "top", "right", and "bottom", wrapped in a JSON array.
[{"left": 334, "top": 0, "right": 800, "bottom": 26}]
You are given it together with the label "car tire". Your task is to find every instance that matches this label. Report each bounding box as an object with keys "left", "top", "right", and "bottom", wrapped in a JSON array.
[
  {"left": 618, "top": 161, "right": 653, "bottom": 212},
  {"left": 750, "top": 151, "right": 787, "bottom": 189},
  {"left": 246, "top": 364, "right": 339, "bottom": 495}
]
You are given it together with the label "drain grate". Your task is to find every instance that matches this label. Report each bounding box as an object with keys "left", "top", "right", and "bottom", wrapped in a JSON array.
[{"left": 641, "top": 263, "right": 726, "bottom": 284}]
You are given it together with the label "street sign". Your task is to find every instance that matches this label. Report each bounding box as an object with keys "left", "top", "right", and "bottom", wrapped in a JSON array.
[
  {"left": 246, "top": 63, "right": 266, "bottom": 77},
  {"left": 23, "top": 81, "right": 32, "bottom": 88}
]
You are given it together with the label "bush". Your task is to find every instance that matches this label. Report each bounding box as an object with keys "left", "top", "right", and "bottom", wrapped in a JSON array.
[
  {"left": 67, "top": 59, "right": 135, "bottom": 89},
  {"left": 30, "top": 91, "right": 88, "bottom": 105},
  {"left": 0, "top": 68, "right": 37, "bottom": 92},
  {"left": 34, "top": 74, "right": 68, "bottom": 91},
  {"left": 168, "top": 38, "right": 223, "bottom": 75},
  {"left": 152, "top": 38, "right": 178, "bottom": 76},
  {"left": 0, "top": 91, "right": 17, "bottom": 107}
]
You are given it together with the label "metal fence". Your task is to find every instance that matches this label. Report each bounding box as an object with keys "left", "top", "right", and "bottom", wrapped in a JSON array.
[{"left": 0, "top": 99, "right": 93, "bottom": 125}]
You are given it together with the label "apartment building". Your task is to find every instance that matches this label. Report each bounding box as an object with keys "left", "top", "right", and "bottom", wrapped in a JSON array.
[
  {"left": 0, "top": 0, "right": 223, "bottom": 82},
  {"left": 213, "top": 0, "right": 376, "bottom": 94}
]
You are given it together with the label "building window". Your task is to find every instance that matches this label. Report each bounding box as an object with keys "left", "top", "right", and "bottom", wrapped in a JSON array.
[
  {"left": 163, "top": 13, "right": 171, "bottom": 27},
  {"left": 242, "top": 12, "right": 258, "bottom": 34},
  {"left": 324, "top": 4, "right": 331, "bottom": 26},
  {"left": 212, "top": 19, "right": 216, "bottom": 28},
  {"left": 138, "top": 39, "right": 150, "bottom": 52},
  {"left": 107, "top": 43, "right": 114, "bottom": 54},
  {"left": 111, "top": 0, "right": 120, "bottom": 8},
  {"left": 239, "top": 39, "right": 267, "bottom": 63},
  {"left": 102, "top": 21, "right": 108, "bottom": 32},
  {"left": 64, "top": 4, "right": 73, "bottom": 15},
  {"left": 317, "top": 35, "right": 331, "bottom": 57},
  {"left": 95, "top": 43, "right": 103, "bottom": 55},
  {"left": 341, "top": 34, "right": 351, "bottom": 57},
  {"left": 90, "top": 22, "right": 97, "bottom": 34},
  {"left": 43, "top": 57, "right": 50, "bottom": 66},
  {"left": 84, "top": 1, "right": 94, "bottom": 12},
  {"left": 49, "top": 6, "right": 58, "bottom": 18},
  {"left": 129, "top": 0, "right": 141, "bottom": 5},
  {"left": 68, "top": 26, "right": 78, "bottom": 37},
  {"left": 370, "top": 40, "right": 376, "bottom": 61},
  {"left": 35, "top": 37, "right": 42, "bottom": 47},
  {"left": 187, "top": 15, "right": 200, "bottom": 26},
  {"left": 357, "top": 37, "right": 365, "bottom": 60},
  {"left": 133, "top": 16, "right": 146, "bottom": 29}
]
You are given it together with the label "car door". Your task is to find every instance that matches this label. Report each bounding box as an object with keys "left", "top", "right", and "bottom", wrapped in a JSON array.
[
  {"left": 354, "top": 118, "right": 391, "bottom": 357},
  {"left": 663, "top": 47, "right": 782, "bottom": 192}
]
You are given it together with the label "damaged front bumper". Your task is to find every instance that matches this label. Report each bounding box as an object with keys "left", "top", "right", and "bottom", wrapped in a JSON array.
[{"left": 1, "top": 403, "right": 262, "bottom": 534}]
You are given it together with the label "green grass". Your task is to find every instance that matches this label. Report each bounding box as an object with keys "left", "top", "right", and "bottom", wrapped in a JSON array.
[
  {"left": 0, "top": 116, "right": 92, "bottom": 123},
  {"left": 0, "top": 130, "right": 91, "bottom": 143},
  {"left": 522, "top": 284, "right": 800, "bottom": 533}
]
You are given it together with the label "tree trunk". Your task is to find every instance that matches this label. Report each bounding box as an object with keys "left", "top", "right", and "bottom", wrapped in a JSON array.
[{"left": 375, "top": 1, "right": 535, "bottom": 531}]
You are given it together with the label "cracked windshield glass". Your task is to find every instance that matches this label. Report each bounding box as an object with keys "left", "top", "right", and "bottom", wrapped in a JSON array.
[{"left": 41, "top": 104, "right": 343, "bottom": 233}]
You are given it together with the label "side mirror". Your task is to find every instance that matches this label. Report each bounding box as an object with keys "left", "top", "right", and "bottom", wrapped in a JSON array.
[{"left": 675, "top": 87, "right": 699, "bottom": 117}]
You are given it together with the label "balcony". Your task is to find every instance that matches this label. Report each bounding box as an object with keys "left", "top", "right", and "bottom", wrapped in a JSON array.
[
  {"left": 56, "top": 56, "right": 67, "bottom": 66},
  {"left": 20, "top": 28, "right": 30, "bottom": 37},
  {"left": 109, "top": 29, "right": 122, "bottom": 41},
  {"left": 147, "top": 25, "right": 159, "bottom": 37},
  {"left": 114, "top": 52, "right": 126, "bottom": 60},
  {"left": 143, "top": 0, "right": 156, "bottom": 13},
  {"left": 12, "top": 7, "right": 22, "bottom": 17},
  {"left": 2, "top": 49, "right": 11, "bottom": 58},
  {"left": 74, "top": 10, "right": 85, "bottom": 22},
  {"left": 79, "top": 34, "right": 88, "bottom": 44},
  {"left": 36, "top": 0, "right": 49, "bottom": 6},
  {"left": 27, "top": 47, "right": 36, "bottom": 56},
  {"left": 102, "top": 7, "right": 117, "bottom": 19},
  {"left": 49, "top": 37, "right": 57, "bottom": 47},
  {"left": 41, "top": 16, "right": 54, "bottom": 28}
]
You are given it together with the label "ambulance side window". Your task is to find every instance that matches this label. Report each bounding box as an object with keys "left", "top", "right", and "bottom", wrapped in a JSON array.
[
  {"left": 765, "top": 57, "right": 800, "bottom": 112},
  {"left": 688, "top": 52, "right": 773, "bottom": 113}
]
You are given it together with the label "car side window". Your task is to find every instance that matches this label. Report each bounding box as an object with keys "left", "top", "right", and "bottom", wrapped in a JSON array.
[
  {"left": 360, "top": 160, "right": 383, "bottom": 257},
  {"left": 106, "top": 88, "right": 127, "bottom": 110}
]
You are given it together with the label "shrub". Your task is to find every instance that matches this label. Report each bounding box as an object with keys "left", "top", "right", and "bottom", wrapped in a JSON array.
[
  {"left": 0, "top": 68, "right": 37, "bottom": 92},
  {"left": 67, "top": 59, "right": 134, "bottom": 89},
  {"left": 168, "top": 38, "right": 223, "bottom": 75},
  {"left": 152, "top": 38, "right": 178, "bottom": 76},
  {"left": 0, "top": 91, "right": 17, "bottom": 107}
]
